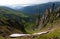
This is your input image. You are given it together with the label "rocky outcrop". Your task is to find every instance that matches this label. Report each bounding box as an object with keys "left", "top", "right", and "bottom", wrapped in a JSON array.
[{"left": 35, "top": 3, "right": 60, "bottom": 30}]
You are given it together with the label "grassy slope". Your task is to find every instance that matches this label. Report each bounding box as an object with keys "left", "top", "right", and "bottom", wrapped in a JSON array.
[
  {"left": 0, "top": 6, "right": 30, "bottom": 37},
  {"left": 0, "top": 6, "right": 60, "bottom": 39},
  {"left": 32, "top": 18, "right": 60, "bottom": 39},
  {"left": 0, "top": 17, "right": 60, "bottom": 39}
]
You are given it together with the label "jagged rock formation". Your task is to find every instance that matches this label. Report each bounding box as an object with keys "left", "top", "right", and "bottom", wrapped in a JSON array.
[{"left": 35, "top": 3, "right": 60, "bottom": 30}]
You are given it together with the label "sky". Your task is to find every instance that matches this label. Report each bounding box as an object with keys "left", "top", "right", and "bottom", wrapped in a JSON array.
[{"left": 0, "top": 0, "right": 60, "bottom": 6}]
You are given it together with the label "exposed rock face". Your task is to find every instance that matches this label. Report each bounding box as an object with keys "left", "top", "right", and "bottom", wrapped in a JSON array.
[{"left": 35, "top": 3, "right": 60, "bottom": 30}]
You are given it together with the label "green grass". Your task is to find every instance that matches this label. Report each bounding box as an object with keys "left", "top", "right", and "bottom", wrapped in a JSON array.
[
  {"left": 31, "top": 18, "right": 60, "bottom": 39},
  {"left": 37, "top": 27, "right": 60, "bottom": 39}
]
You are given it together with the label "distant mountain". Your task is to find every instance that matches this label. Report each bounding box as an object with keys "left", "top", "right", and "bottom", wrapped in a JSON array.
[
  {"left": 18, "top": 2, "right": 60, "bottom": 14},
  {"left": 13, "top": 6, "right": 24, "bottom": 10},
  {"left": 10, "top": 6, "right": 25, "bottom": 10},
  {"left": 7, "top": 5, "right": 28, "bottom": 10}
]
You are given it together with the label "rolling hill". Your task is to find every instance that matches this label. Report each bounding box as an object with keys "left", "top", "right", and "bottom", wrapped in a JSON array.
[{"left": 0, "top": 6, "right": 32, "bottom": 37}]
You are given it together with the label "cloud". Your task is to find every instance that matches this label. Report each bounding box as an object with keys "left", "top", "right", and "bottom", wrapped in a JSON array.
[
  {"left": 0, "top": 0, "right": 41, "bottom": 5},
  {"left": 0, "top": 0, "right": 59, "bottom": 6}
]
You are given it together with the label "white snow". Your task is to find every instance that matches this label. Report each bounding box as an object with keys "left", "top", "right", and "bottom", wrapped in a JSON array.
[
  {"left": 10, "top": 34, "right": 30, "bottom": 37},
  {"left": 9, "top": 31, "right": 49, "bottom": 37}
]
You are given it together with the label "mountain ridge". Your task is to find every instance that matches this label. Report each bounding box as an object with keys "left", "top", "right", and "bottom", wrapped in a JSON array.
[{"left": 18, "top": 2, "right": 60, "bottom": 14}]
